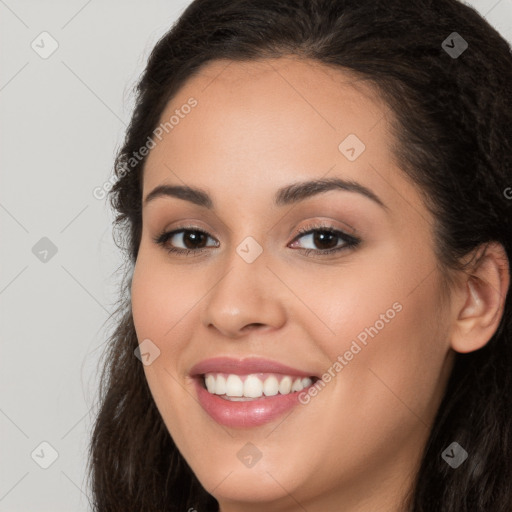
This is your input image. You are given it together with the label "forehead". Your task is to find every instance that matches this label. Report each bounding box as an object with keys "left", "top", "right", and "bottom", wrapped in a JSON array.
[
  {"left": 156, "top": 57, "right": 389, "bottom": 142},
  {"left": 141, "top": 56, "right": 414, "bottom": 216}
]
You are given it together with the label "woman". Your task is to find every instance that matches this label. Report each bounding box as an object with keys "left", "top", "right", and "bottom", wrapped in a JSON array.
[{"left": 88, "top": 0, "right": 512, "bottom": 510}]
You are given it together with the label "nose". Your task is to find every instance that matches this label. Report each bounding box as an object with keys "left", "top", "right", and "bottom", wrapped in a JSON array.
[{"left": 199, "top": 250, "right": 287, "bottom": 339}]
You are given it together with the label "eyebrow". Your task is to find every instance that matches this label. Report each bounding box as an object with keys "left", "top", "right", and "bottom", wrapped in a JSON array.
[{"left": 143, "top": 177, "right": 388, "bottom": 210}]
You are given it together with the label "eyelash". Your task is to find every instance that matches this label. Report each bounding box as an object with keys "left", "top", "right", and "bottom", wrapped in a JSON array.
[{"left": 153, "top": 223, "right": 361, "bottom": 258}]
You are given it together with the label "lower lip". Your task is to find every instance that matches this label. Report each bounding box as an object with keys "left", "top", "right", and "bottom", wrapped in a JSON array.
[{"left": 194, "top": 378, "right": 309, "bottom": 428}]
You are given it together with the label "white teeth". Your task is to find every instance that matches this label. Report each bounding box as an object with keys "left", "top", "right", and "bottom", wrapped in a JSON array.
[
  {"left": 291, "top": 378, "right": 303, "bottom": 392},
  {"left": 302, "top": 377, "right": 313, "bottom": 388},
  {"left": 225, "top": 375, "right": 244, "bottom": 397},
  {"left": 244, "top": 375, "right": 263, "bottom": 398},
  {"left": 205, "top": 374, "right": 216, "bottom": 393},
  {"left": 204, "top": 373, "right": 315, "bottom": 399},
  {"left": 263, "top": 376, "right": 279, "bottom": 396},
  {"left": 216, "top": 374, "right": 226, "bottom": 395},
  {"left": 279, "top": 376, "right": 292, "bottom": 394}
]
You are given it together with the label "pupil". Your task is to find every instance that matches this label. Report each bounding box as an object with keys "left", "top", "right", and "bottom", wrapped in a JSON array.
[
  {"left": 184, "top": 231, "right": 206, "bottom": 249},
  {"left": 314, "top": 231, "right": 337, "bottom": 250}
]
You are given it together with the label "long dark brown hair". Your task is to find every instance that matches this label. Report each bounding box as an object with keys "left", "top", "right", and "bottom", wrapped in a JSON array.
[{"left": 87, "top": 0, "right": 512, "bottom": 510}]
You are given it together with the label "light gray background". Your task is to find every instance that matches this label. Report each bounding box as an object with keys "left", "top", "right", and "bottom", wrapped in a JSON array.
[{"left": 1, "top": 1, "right": 511, "bottom": 510}]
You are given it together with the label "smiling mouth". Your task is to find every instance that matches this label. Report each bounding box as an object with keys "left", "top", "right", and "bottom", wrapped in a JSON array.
[{"left": 200, "top": 372, "right": 319, "bottom": 401}]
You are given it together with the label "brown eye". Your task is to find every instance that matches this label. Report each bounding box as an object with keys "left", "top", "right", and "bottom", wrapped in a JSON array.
[
  {"left": 154, "top": 227, "right": 219, "bottom": 255},
  {"left": 153, "top": 224, "right": 360, "bottom": 257},
  {"left": 179, "top": 230, "right": 209, "bottom": 249},
  {"left": 289, "top": 225, "right": 360, "bottom": 256}
]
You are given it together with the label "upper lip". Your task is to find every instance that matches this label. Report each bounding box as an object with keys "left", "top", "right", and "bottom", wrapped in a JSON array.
[{"left": 189, "top": 357, "right": 318, "bottom": 378}]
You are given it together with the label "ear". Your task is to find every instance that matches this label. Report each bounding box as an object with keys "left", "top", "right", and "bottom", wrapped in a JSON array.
[{"left": 450, "top": 242, "right": 510, "bottom": 354}]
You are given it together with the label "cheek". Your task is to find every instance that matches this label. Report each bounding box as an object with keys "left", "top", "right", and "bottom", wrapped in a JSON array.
[
  {"left": 311, "top": 240, "right": 451, "bottom": 420},
  {"left": 131, "top": 252, "right": 199, "bottom": 354},
  {"left": 130, "top": 254, "right": 196, "bottom": 407},
  {"left": 131, "top": 256, "right": 200, "bottom": 447}
]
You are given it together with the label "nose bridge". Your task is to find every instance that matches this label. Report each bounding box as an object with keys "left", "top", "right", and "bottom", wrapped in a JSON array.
[{"left": 199, "top": 236, "right": 287, "bottom": 337}]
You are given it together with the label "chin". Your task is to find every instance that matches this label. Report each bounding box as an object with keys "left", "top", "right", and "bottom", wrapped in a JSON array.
[{"left": 197, "top": 465, "right": 302, "bottom": 505}]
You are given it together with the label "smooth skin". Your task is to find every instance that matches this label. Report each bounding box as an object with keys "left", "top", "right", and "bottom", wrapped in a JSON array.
[{"left": 130, "top": 57, "right": 509, "bottom": 512}]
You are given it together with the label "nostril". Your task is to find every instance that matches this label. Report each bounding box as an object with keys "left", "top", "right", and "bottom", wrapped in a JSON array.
[{"left": 244, "top": 323, "right": 265, "bottom": 330}]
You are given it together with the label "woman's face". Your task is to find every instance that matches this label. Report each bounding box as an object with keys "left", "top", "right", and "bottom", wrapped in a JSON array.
[{"left": 131, "top": 57, "right": 456, "bottom": 511}]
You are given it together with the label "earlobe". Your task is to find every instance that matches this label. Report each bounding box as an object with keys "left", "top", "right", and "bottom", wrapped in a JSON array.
[{"left": 450, "top": 242, "right": 510, "bottom": 354}]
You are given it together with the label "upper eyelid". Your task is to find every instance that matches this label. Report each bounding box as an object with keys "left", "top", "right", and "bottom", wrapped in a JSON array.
[{"left": 162, "top": 215, "right": 359, "bottom": 236}]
